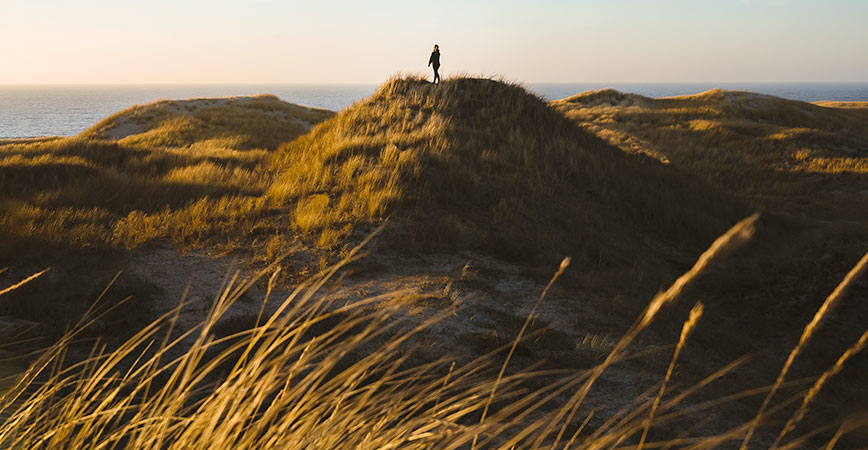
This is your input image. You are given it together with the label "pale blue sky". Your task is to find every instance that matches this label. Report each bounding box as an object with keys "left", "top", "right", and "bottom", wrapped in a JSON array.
[{"left": 1, "top": 0, "right": 866, "bottom": 84}]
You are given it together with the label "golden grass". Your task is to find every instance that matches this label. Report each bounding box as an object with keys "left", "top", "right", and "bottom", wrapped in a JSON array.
[
  {"left": 267, "top": 76, "right": 743, "bottom": 265},
  {"left": 552, "top": 89, "right": 868, "bottom": 218},
  {"left": 813, "top": 101, "right": 868, "bottom": 109},
  {"left": 1, "top": 77, "right": 865, "bottom": 447},
  {"left": 740, "top": 249, "right": 868, "bottom": 450},
  {"left": 638, "top": 301, "right": 703, "bottom": 449},
  {"left": 0, "top": 137, "right": 263, "bottom": 250},
  {"left": 0, "top": 268, "right": 50, "bottom": 297},
  {"left": 0, "top": 95, "right": 334, "bottom": 258},
  {"left": 0, "top": 219, "right": 865, "bottom": 448},
  {"left": 3, "top": 77, "right": 744, "bottom": 280},
  {"left": 771, "top": 331, "right": 868, "bottom": 449},
  {"left": 82, "top": 95, "right": 334, "bottom": 150}
]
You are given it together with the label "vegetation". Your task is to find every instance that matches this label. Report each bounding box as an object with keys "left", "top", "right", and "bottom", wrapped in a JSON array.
[
  {"left": 82, "top": 94, "right": 333, "bottom": 150},
  {"left": 551, "top": 88, "right": 868, "bottom": 443},
  {"left": 268, "top": 76, "right": 743, "bottom": 265},
  {"left": 2, "top": 77, "right": 743, "bottom": 273},
  {"left": 1, "top": 77, "right": 867, "bottom": 447},
  {"left": 0, "top": 95, "right": 332, "bottom": 254},
  {"left": 1, "top": 218, "right": 866, "bottom": 449},
  {"left": 552, "top": 89, "right": 868, "bottom": 219},
  {"left": 813, "top": 101, "right": 868, "bottom": 109}
]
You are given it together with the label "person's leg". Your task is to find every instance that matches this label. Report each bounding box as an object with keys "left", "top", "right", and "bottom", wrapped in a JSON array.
[{"left": 434, "top": 66, "right": 440, "bottom": 84}]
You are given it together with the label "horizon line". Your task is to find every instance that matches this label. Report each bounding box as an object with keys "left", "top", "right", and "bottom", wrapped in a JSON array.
[{"left": 2, "top": 80, "right": 868, "bottom": 87}]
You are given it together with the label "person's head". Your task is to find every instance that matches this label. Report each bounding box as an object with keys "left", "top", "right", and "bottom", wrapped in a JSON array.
[{"left": 434, "top": 44, "right": 439, "bottom": 51}]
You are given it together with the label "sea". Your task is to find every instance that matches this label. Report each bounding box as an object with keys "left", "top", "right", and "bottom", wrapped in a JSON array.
[{"left": 2, "top": 82, "right": 868, "bottom": 139}]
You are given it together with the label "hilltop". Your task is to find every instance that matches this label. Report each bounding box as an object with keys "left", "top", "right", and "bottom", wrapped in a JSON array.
[
  {"left": 269, "top": 77, "right": 743, "bottom": 267},
  {"left": 0, "top": 79, "right": 753, "bottom": 445}
]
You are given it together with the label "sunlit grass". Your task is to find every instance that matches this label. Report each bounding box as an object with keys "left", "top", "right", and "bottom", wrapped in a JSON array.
[
  {"left": 0, "top": 218, "right": 865, "bottom": 448},
  {"left": 267, "top": 76, "right": 741, "bottom": 262},
  {"left": 0, "top": 77, "right": 866, "bottom": 448},
  {"left": 0, "top": 95, "right": 334, "bottom": 256},
  {"left": 813, "top": 101, "right": 868, "bottom": 109},
  {"left": 83, "top": 94, "right": 334, "bottom": 150},
  {"left": 2, "top": 77, "right": 741, "bottom": 273},
  {"left": 552, "top": 88, "right": 868, "bottom": 218}
]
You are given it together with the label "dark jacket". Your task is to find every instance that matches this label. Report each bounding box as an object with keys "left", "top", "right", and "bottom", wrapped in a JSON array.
[{"left": 429, "top": 50, "right": 440, "bottom": 68}]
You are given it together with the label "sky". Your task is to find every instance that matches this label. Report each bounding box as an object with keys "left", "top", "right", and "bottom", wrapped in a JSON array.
[{"left": 1, "top": 0, "right": 867, "bottom": 84}]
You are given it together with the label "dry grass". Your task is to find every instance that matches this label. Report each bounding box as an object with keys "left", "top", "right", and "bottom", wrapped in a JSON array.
[
  {"left": 3, "top": 77, "right": 743, "bottom": 279},
  {"left": 740, "top": 249, "right": 868, "bottom": 449},
  {"left": 3, "top": 79, "right": 866, "bottom": 447},
  {"left": 82, "top": 95, "right": 333, "bottom": 150},
  {"left": 552, "top": 89, "right": 868, "bottom": 218},
  {"left": 813, "top": 101, "right": 868, "bottom": 109},
  {"left": 0, "top": 137, "right": 265, "bottom": 250},
  {"left": 0, "top": 95, "right": 334, "bottom": 256},
  {"left": 550, "top": 88, "right": 868, "bottom": 444},
  {"left": 268, "top": 76, "right": 743, "bottom": 266},
  {"left": 0, "top": 220, "right": 865, "bottom": 449}
]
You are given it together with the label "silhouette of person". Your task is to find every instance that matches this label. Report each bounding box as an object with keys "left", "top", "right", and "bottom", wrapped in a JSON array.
[{"left": 428, "top": 44, "right": 441, "bottom": 85}]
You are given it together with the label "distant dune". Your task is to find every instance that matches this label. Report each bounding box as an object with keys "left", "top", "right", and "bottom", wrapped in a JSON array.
[
  {"left": 813, "top": 100, "right": 868, "bottom": 109},
  {"left": 82, "top": 94, "right": 334, "bottom": 150},
  {"left": 553, "top": 88, "right": 868, "bottom": 219}
]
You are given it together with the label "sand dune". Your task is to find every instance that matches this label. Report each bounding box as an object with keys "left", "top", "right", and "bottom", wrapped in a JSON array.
[{"left": 1, "top": 78, "right": 867, "bottom": 448}]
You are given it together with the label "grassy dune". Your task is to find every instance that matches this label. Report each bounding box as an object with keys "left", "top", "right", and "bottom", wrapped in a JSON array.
[
  {"left": 2, "top": 77, "right": 743, "bottom": 271},
  {"left": 1, "top": 78, "right": 868, "bottom": 447},
  {"left": 0, "top": 96, "right": 332, "bottom": 254},
  {"left": 552, "top": 88, "right": 868, "bottom": 444},
  {"left": 82, "top": 94, "right": 333, "bottom": 150},
  {"left": 553, "top": 89, "right": 868, "bottom": 218},
  {"left": 268, "top": 76, "right": 743, "bottom": 266},
  {"left": 1, "top": 77, "right": 746, "bottom": 343}
]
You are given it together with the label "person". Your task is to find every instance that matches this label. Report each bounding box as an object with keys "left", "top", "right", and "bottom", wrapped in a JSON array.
[{"left": 428, "top": 44, "right": 441, "bottom": 85}]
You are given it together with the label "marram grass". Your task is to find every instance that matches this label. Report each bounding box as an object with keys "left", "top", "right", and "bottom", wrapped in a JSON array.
[{"left": 1, "top": 217, "right": 866, "bottom": 449}]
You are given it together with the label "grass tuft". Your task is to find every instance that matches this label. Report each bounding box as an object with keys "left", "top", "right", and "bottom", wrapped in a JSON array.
[{"left": 1, "top": 221, "right": 866, "bottom": 448}]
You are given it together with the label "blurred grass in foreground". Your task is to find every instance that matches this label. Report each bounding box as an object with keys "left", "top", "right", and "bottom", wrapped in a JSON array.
[{"left": 0, "top": 216, "right": 865, "bottom": 449}]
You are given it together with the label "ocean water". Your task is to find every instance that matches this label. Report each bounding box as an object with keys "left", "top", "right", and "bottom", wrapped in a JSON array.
[
  {"left": 0, "top": 84, "right": 378, "bottom": 139},
  {"left": 2, "top": 82, "right": 867, "bottom": 139}
]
